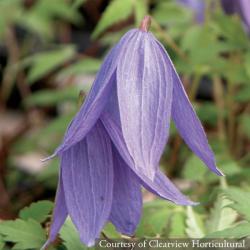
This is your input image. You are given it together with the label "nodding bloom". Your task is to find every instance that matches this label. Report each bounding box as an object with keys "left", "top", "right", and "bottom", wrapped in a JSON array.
[
  {"left": 42, "top": 16, "right": 223, "bottom": 248},
  {"left": 177, "top": 0, "right": 205, "bottom": 23},
  {"left": 221, "top": 0, "right": 250, "bottom": 33}
]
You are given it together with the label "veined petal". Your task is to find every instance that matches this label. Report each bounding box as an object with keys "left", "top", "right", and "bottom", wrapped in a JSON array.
[
  {"left": 109, "top": 146, "right": 142, "bottom": 235},
  {"left": 61, "top": 121, "right": 113, "bottom": 247},
  {"left": 45, "top": 30, "right": 138, "bottom": 160},
  {"left": 117, "top": 30, "right": 173, "bottom": 180},
  {"left": 41, "top": 172, "right": 67, "bottom": 250},
  {"left": 141, "top": 171, "right": 198, "bottom": 206},
  {"left": 154, "top": 39, "right": 224, "bottom": 176},
  {"left": 101, "top": 112, "right": 195, "bottom": 206}
]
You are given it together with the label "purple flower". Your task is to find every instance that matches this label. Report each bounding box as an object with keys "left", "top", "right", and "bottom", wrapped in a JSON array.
[
  {"left": 177, "top": 0, "right": 205, "bottom": 23},
  {"left": 221, "top": 0, "right": 250, "bottom": 33},
  {"left": 42, "top": 16, "right": 223, "bottom": 248}
]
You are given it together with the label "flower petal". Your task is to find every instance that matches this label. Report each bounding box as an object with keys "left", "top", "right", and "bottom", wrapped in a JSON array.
[
  {"left": 101, "top": 112, "right": 195, "bottom": 206},
  {"left": 141, "top": 171, "right": 198, "bottom": 206},
  {"left": 109, "top": 146, "right": 142, "bottom": 235},
  {"left": 41, "top": 172, "right": 67, "bottom": 250},
  {"left": 154, "top": 40, "right": 224, "bottom": 176},
  {"left": 117, "top": 31, "right": 173, "bottom": 180},
  {"left": 44, "top": 30, "right": 138, "bottom": 160},
  {"left": 238, "top": 0, "right": 250, "bottom": 31},
  {"left": 61, "top": 121, "right": 113, "bottom": 246}
]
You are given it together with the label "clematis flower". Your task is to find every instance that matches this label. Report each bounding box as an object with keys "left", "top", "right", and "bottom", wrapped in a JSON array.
[
  {"left": 42, "top": 16, "right": 223, "bottom": 248},
  {"left": 221, "top": 0, "right": 250, "bottom": 33}
]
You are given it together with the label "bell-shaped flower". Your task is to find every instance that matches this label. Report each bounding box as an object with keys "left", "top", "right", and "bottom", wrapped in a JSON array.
[{"left": 42, "top": 16, "right": 223, "bottom": 248}]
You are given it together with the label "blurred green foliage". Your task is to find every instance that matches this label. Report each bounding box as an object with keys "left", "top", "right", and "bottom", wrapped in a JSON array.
[{"left": 1, "top": 0, "right": 250, "bottom": 249}]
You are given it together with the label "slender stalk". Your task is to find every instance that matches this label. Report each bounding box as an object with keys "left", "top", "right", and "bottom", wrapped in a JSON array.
[
  {"left": 139, "top": 15, "right": 151, "bottom": 32},
  {"left": 227, "top": 81, "right": 236, "bottom": 154},
  {"left": 78, "top": 90, "right": 86, "bottom": 108},
  {"left": 151, "top": 18, "right": 188, "bottom": 61},
  {"left": 220, "top": 176, "right": 228, "bottom": 189},
  {"left": 169, "top": 74, "right": 200, "bottom": 173},
  {"left": 0, "top": 27, "right": 30, "bottom": 108},
  {"left": 213, "top": 75, "right": 226, "bottom": 142},
  {"left": 189, "top": 73, "right": 201, "bottom": 101}
]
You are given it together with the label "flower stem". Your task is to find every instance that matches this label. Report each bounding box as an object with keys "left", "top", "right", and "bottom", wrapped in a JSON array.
[
  {"left": 151, "top": 18, "right": 188, "bottom": 61},
  {"left": 227, "top": 81, "right": 236, "bottom": 154},
  {"left": 213, "top": 75, "right": 226, "bottom": 142},
  {"left": 189, "top": 73, "right": 201, "bottom": 101},
  {"left": 139, "top": 15, "right": 151, "bottom": 32}
]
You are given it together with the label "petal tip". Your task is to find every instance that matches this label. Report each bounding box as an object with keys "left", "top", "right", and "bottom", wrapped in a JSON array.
[
  {"left": 41, "top": 153, "right": 57, "bottom": 162},
  {"left": 83, "top": 238, "right": 96, "bottom": 247},
  {"left": 215, "top": 167, "right": 225, "bottom": 177},
  {"left": 175, "top": 199, "right": 199, "bottom": 206},
  {"left": 189, "top": 201, "right": 200, "bottom": 206}
]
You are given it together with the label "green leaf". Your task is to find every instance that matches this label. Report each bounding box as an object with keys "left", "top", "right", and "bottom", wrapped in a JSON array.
[
  {"left": 33, "top": 0, "right": 82, "bottom": 24},
  {"left": 224, "top": 188, "right": 250, "bottom": 221},
  {"left": 92, "top": 0, "right": 133, "bottom": 38},
  {"left": 58, "top": 57, "right": 101, "bottom": 77},
  {"left": 60, "top": 218, "right": 88, "bottom": 250},
  {"left": 136, "top": 200, "right": 173, "bottom": 237},
  {"left": 12, "top": 112, "right": 75, "bottom": 155},
  {"left": 0, "top": 219, "right": 46, "bottom": 249},
  {"left": 213, "top": 13, "right": 248, "bottom": 49},
  {"left": 19, "top": 0, "right": 82, "bottom": 38},
  {"left": 24, "top": 46, "right": 75, "bottom": 84},
  {"left": 206, "top": 222, "right": 250, "bottom": 238},
  {"left": 133, "top": 0, "right": 148, "bottom": 26},
  {"left": 182, "top": 155, "right": 207, "bottom": 182},
  {"left": 102, "top": 223, "right": 120, "bottom": 238},
  {"left": 185, "top": 207, "right": 204, "bottom": 238},
  {"left": 0, "top": 0, "right": 22, "bottom": 38},
  {"left": 0, "top": 235, "right": 4, "bottom": 250},
  {"left": 19, "top": 200, "right": 54, "bottom": 223},
  {"left": 153, "top": 1, "right": 192, "bottom": 25},
  {"left": 168, "top": 211, "right": 186, "bottom": 237},
  {"left": 245, "top": 52, "right": 250, "bottom": 79},
  {"left": 37, "top": 158, "right": 59, "bottom": 188},
  {"left": 206, "top": 194, "right": 237, "bottom": 233},
  {"left": 235, "top": 85, "right": 250, "bottom": 103},
  {"left": 222, "top": 61, "right": 249, "bottom": 84},
  {"left": 197, "top": 102, "right": 219, "bottom": 127},
  {"left": 72, "top": 0, "right": 86, "bottom": 8},
  {"left": 181, "top": 25, "right": 222, "bottom": 68},
  {"left": 24, "top": 86, "right": 79, "bottom": 107},
  {"left": 239, "top": 115, "right": 250, "bottom": 139}
]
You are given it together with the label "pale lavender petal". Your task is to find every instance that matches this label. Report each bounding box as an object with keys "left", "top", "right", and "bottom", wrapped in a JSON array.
[
  {"left": 238, "top": 0, "right": 250, "bottom": 32},
  {"left": 41, "top": 172, "right": 67, "bottom": 250},
  {"left": 45, "top": 30, "right": 138, "bottom": 160},
  {"left": 142, "top": 171, "right": 198, "bottom": 206},
  {"left": 109, "top": 146, "right": 142, "bottom": 235},
  {"left": 101, "top": 112, "right": 195, "bottom": 206},
  {"left": 117, "top": 30, "right": 173, "bottom": 180},
  {"left": 154, "top": 40, "right": 224, "bottom": 176},
  {"left": 61, "top": 121, "right": 113, "bottom": 246}
]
